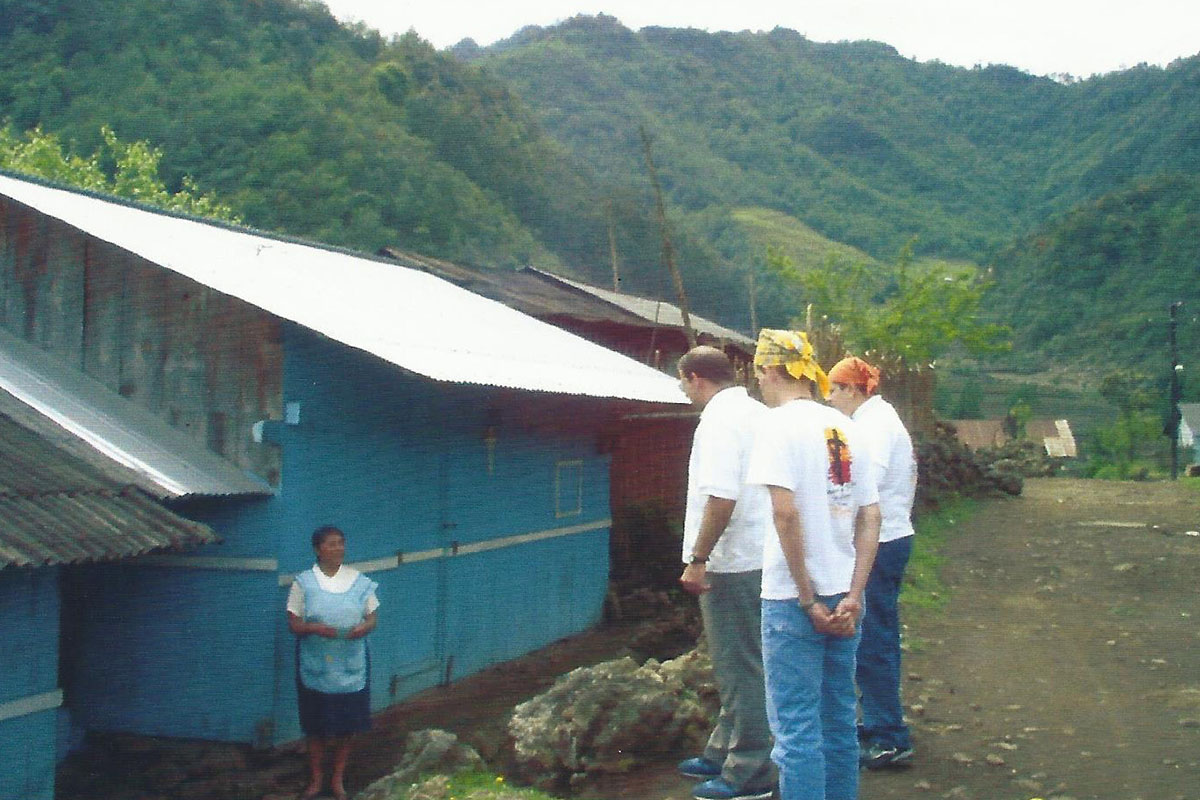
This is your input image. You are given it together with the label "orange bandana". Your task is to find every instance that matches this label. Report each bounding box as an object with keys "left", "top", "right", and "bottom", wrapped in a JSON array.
[{"left": 828, "top": 356, "right": 880, "bottom": 396}]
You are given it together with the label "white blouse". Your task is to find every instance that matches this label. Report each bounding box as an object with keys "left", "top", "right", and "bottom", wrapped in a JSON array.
[{"left": 286, "top": 564, "right": 380, "bottom": 616}]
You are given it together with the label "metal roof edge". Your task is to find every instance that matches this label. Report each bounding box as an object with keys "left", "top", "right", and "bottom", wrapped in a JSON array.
[
  {"left": 0, "top": 174, "right": 688, "bottom": 406},
  {"left": 0, "top": 167, "right": 405, "bottom": 268},
  {"left": 0, "top": 329, "right": 274, "bottom": 499}
]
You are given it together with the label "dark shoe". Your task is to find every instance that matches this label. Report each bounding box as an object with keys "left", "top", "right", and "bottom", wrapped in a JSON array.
[
  {"left": 692, "top": 777, "right": 775, "bottom": 800},
  {"left": 677, "top": 756, "right": 722, "bottom": 779},
  {"left": 860, "top": 742, "right": 915, "bottom": 769}
]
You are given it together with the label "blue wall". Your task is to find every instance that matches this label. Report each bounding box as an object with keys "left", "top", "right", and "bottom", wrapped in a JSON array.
[
  {"left": 67, "top": 565, "right": 278, "bottom": 742},
  {"left": 261, "top": 327, "right": 615, "bottom": 742},
  {"left": 72, "top": 325, "right": 615, "bottom": 744},
  {"left": 0, "top": 568, "right": 60, "bottom": 800}
]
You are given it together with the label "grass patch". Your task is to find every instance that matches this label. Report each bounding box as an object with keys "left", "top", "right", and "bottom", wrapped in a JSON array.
[
  {"left": 901, "top": 496, "right": 978, "bottom": 614},
  {"left": 398, "top": 771, "right": 563, "bottom": 800},
  {"left": 731, "top": 206, "right": 877, "bottom": 269}
]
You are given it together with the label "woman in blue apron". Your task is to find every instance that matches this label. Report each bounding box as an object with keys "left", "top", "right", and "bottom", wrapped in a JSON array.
[{"left": 287, "top": 526, "right": 379, "bottom": 800}]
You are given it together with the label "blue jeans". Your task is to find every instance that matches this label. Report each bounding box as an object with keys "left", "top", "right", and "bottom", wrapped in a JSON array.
[
  {"left": 762, "top": 596, "right": 861, "bottom": 800},
  {"left": 856, "top": 536, "right": 913, "bottom": 750}
]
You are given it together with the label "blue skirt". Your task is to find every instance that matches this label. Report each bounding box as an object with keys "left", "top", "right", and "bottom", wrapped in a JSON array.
[{"left": 296, "top": 644, "right": 371, "bottom": 738}]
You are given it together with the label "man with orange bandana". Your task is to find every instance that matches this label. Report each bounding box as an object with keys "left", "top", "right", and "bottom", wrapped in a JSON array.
[
  {"left": 747, "top": 330, "right": 880, "bottom": 800},
  {"left": 828, "top": 356, "right": 917, "bottom": 770}
]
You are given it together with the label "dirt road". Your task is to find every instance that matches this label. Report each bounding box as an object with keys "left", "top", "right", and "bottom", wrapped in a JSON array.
[{"left": 585, "top": 478, "right": 1200, "bottom": 800}]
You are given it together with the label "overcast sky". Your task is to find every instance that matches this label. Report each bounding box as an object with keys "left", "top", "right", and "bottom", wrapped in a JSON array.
[{"left": 320, "top": 0, "right": 1200, "bottom": 78}]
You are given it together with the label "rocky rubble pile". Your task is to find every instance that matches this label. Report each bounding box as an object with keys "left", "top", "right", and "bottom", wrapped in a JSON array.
[
  {"left": 504, "top": 648, "right": 717, "bottom": 792},
  {"left": 977, "top": 438, "right": 1063, "bottom": 479},
  {"left": 917, "top": 422, "right": 1034, "bottom": 506}
]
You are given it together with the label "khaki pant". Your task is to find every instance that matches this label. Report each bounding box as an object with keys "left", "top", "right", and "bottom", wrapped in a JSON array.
[{"left": 700, "top": 569, "right": 776, "bottom": 790}]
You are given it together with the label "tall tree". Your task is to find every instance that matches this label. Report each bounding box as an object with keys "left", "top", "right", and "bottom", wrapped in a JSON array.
[
  {"left": 0, "top": 124, "right": 240, "bottom": 221},
  {"left": 769, "top": 241, "right": 1010, "bottom": 365}
]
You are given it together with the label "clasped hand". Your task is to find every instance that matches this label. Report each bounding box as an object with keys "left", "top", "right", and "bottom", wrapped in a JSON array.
[
  {"left": 309, "top": 622, "right": 369, "bottom": 639},
  {"left": 808, "top": 597, "right": 862, "bottom": 638}
]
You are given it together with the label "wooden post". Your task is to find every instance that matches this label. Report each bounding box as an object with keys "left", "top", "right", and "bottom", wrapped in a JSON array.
[
  {"left": 748, "top": 267, "right": 758, "bottom": 336},
  {"left": 639, "top": 126, "right": 696, "bottom": 349},
  {"left": 606, "top": 198, "right": 621, "bottom": 293}
]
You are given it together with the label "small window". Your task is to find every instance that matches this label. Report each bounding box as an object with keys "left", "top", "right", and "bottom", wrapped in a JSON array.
[{"left": 555, "top": 459, "right": 583, "bottom": 518}]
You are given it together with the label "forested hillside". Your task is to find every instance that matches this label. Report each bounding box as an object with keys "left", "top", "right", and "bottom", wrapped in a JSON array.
[
  {"left": 2, "top": 1, "right": 1198, "bottom": 364},
  {"left": 0, "top": 0, "right": 607, "bottom": 269},
  {"left": 465, "top": 15, "right": 1200, "bottom": 361},
  {"left": 987, "top": 174, "right": 1200, "bottom": 368},
  {"left": 466, "top": 14, "right": 1200, "bottom": 263}
]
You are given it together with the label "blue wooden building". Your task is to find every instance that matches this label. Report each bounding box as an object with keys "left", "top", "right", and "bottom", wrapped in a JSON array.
[
  {"left": 0, "top": 391, "right": 219, "bottom": 800},
  {"left": 0, "top": 172, "right": 685, "bottom": 795},
  {"left": 0, "top": 566, "right": 61, "bottom": 800}
]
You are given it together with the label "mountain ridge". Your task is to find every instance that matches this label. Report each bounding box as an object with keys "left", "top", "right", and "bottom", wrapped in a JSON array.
[{"left": 2, "top": 1, "right": 1197, "bottom": 364}]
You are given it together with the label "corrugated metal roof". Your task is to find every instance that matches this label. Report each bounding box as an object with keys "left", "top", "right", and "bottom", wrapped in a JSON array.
[
  {"left": 379, "top": 248, "right": 653, "bottom": 326},
  {"left": 0, "top": 411, "right": 219, "bottom": 569},
  {"left": 1032, "top": 419, "right": 1077, "bottom": 458},
  {"left": 527, "top": 268, "right": 755, "bottom": 348},
  {"left": 1180, "top": 403, "right": 1200, "bottom": 437},
  {"left": 1050, "top": 419, "right": 1077, "bottom": 458},
  {"left": 0, "top": 329, "right": 273, "bottom": 499},
  {"left": 948, "top": 417, "right": 1077, "bottom": 457},
  {"left": 0, "top": 175, "right": 687, "bottom": 405},
  {"left": 947, "top": 419, "right": 1007, "bottom": 450}
]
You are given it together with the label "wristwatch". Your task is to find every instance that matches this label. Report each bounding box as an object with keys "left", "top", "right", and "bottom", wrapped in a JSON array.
[{"left": 689, "top": 554, "right": 708, "bottom": 564}]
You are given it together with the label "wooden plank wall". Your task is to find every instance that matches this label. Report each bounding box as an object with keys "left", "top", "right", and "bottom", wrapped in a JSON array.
[{"left": 0, "top": 197, "right": 282, "bottom": 485}]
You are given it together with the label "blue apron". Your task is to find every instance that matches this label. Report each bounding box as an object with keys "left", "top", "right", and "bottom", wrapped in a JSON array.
[{"left": 295, "top": 569, "right": 377, "bottom": 694}]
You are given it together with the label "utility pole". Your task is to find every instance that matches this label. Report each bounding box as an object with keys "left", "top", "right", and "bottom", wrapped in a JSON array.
[
  {"left": 605, "top": 198, "right": 621, "bottom": 293},
  {"left": 1169, "top": 301, "right": 1183, "bottom": 479},
  {"left": 639, "top": 125, "right": 697, "bottom": 349},
  {"left": 747, "top": 266, "right": 759, "bottom": 336}
]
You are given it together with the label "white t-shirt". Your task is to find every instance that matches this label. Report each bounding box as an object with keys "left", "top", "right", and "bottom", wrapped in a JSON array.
[
  {"left": 682, "top": 386, "right": 770, "bottom": 573},
  {"left": 286, "top": 564, "right": 381, "bottom": 616},
  {"left": 747, "top": 399, "right": 879, "bottom": 598},
  {"left": 853, "top": 395, "right": 916, "bottom": 544}
]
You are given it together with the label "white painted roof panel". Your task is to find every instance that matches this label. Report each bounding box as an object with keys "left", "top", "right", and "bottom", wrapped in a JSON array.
[{"left": 0, "top": 175, "right": 688, "bottom": 405}]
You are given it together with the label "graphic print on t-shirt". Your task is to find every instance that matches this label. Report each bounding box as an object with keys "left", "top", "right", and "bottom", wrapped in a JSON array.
[{"left": 825, "top": 427, "right": 852, "bottom": 485}]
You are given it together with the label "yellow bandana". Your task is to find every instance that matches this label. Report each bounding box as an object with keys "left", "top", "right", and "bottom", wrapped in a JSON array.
[{"left": 754, "top": 329, "right": 831, "bottom": 399}]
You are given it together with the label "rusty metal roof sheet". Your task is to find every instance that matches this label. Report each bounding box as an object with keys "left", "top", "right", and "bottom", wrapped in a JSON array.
[
  {"left": 0, "top": 329, "right": 273, "bottom": 499},
  {"left": 0, "top": 175, "right": 687, "bottom": 405},
  {"left": 948, "top": 417, "right": 1077, "bottom": 457},
  {"left": 527, "top": 268, "right": 756, "bottom": 348},
  {"left": 0, "top": 412, "right": 219, "bottom": 569},
  {"left": 946, "top": 419, "right": 1007, "bottom": 451},
  {"left": 379, "top": 248, "right": 653, "bottom": 326},
  {"left": 380, "top": 249, "right": 754, "bottom": 360}
]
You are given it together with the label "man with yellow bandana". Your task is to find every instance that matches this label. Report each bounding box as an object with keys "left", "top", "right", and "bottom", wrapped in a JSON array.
[{"left": 746, "top": 330, "right": 881, "bottom": 800}]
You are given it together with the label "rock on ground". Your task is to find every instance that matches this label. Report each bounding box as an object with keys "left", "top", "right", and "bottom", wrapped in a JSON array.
[
  {"left": 506, "top": 649, "right": 716, "bottom": 791},
  {"left": 355, "top": 730, "right": 486, "bottom": 800}
]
